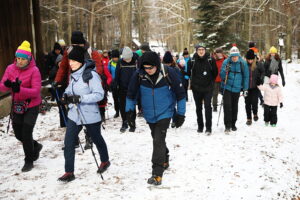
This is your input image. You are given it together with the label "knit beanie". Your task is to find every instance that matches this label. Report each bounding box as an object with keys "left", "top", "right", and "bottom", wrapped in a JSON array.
[
  {"left": 122, "top": 46, "right": 133, "bottom": 60},
  {"left": 195, "top": 42, "right": 206, "bottom": 50},
  {"left": 248, "top": 41, "right": 256, "bottom": 48},
  {"left": 182, "top": 48, "right": 189, "bottom": 56},
  {"left": 53, "top": 42, "right": 62, "bottom": 51},
  {"left": 141, "top": 51, "right": 160, "bottom": 68},
  {"left": 270, "top": 74, "right": 278, "bottom": 84},
  {"left": 68, "top": 46, "right": 85, "bottom": 65},
  {"left": 246, "top": 49, "right": 255, "bottom": 60},
  {"left": 71, "top": 31, "right": 85, "bottom": 45},
  {"left": 15, "top": 40, "right": 32, "bottom": 60},
  {"left": 140, "top": 43, "right": 151, "bottom": 52},
  {"left": 163, "top": 51, "right": 173, "bottom": 64},
  {"left": 111, "top": 49, "right": 120, "bottom": 58},
  {"left": 269, "top": 46, "right": 278, "bottom": 54},
  {"left": 230, "top": 46, "right": 240, "bottom": 57},
  {"left": 58, "top": 39, "right": 66, "bottom": 46}
]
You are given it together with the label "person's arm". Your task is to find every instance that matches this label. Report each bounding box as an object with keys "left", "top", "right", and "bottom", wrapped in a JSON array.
[
  {"left": 80, "top": 71, "right": 104, "bottom": 103},
  {"left": 125, "top": 71, "right": 139, "bottom": 112},
  {"left": 278, "top": 59, "right": 285, "bottom": 86},
  {"left": 242, "top": 59, "right": 249, "bottom": 91},
  {"left": 103, "top": 65, "right": 112, "bottom": 86},
  {"left": 211, "top": 57, "right": 218, "bottom": 80}
]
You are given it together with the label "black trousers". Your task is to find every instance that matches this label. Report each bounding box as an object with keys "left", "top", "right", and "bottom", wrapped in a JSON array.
[
  {"left": 264, "top": 105, "right": 278, "bottom": 125},
  {"left": 183, "top": 79, "right": 189, "bottom": 101},
  {"left": 223, "top": 90, "right": 240, "bottom": 128},
  {"left": 112, "top": 88, "right": 119, "bottom": 114},
  {"left": 119, "top": 89, "right": 136, "bottom": 127},
  {"left": 148, "top": 118, "right": 170, "bottom": 177},
  {"left": 12, "top": 106, "right": 40, "bottom": 163},
  {"left": 192, "top": 90, "right": 213, "bottom": 130},
  {"left": 244, "top": 88, "right": 259, "bottom": 119}
]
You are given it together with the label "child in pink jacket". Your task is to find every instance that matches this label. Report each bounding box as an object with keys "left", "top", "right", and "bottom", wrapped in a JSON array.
[{"left": 257, "top": 74, "right": 283, "bottom": 127}]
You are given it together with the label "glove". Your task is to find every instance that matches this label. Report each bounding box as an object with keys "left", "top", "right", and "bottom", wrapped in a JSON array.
[
  {"left": 4, "top": 79, "right": 12, "bottom": 88},
  {"left": 11, "top": 78, "right": 21, "bottom": 93},
  {"left": 282, "top": 80, "right": 285, "bottom": 87},
  {"left": 51, "top": 81, "right": 59, "bottom": 89},
  {"left": 243, "top": 90, "right": 248, "bottom": 98},
  {"left": 174, "top": 114, "right": 185, "bottom": 128},
  {"left": 60, "top": 94, "right": 81, "bottom": 104},
  {"left": 280, "top": 103, "right": 283, "bottom": 108},
  {"left": 126, "top": 110, "right": 135, "bottom": 127},
  {"left": 225, "top": 64, "right": 230, "bottom": 72},
  {"left": 256, "top": 78, "right": 262, "bottom": 86}
]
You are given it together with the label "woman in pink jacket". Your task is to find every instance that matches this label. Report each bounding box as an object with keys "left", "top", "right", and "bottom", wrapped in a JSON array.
[
  {"left": 257, "top": 74, "right": 283, "bottom": 127},
  {"left": 0, "top": 41, "right": 42, "bottom": 172}
]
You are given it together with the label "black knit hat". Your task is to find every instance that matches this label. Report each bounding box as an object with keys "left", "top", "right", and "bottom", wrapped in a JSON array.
[
  {"left": 53, "top": 42, "right": 62, "bottom": 51},
  {"left": 246, "top": 49, "right": 255, "bottom": 60},
  {"left": 111, "top": 49, "right": 120, "bottom": 58},
  {"left": 248, "top": 41, "right": 256, "bottom": 48},
  {"left": 140, "top": 51, "right": 160, "bottom": 68},
  {"left": 68, "top": 46, "right": 85, "bottom": 64},
  {"left": 182, "top": 48, "right": 189, "bottom": 56},
  {"left": 71, "top": 31, "right": 85, "bottom": 45},
  {"left": 163, "top": 51, "right": 173, "bottom": 64},
  {"left": 140, "top": 43, "right": 151, "bottom": 52}
]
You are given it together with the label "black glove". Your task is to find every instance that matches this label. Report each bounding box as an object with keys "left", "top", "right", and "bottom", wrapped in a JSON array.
[
  {"left": 256, "top": 78, "right": 262, "bottom": 86},
  {"left": 51, "top": 81, "right": 59, "bottom": 89},
  {"left": 4, "top": 79, "right": 12, "bottom": 88},
  {"left": 60, "top": 94, "right": 81, "bottom": 104},
  {"left": 174, "top": 114, "right": 185, "bottom": 128},
  {"left": 126, "top": 110, "right": 135, "bottom": 127},
  {"left": 243, "top": 90, "right": 248, "bottom": 98},
  {"left": 280, "top": 103, "right": 283, "bottom": 108},
  {"left": 11, "top": 78, "right": 21, "bottom": 93},
  {"left": 282, "top": 79, "right": 285, "bottom": 87}
]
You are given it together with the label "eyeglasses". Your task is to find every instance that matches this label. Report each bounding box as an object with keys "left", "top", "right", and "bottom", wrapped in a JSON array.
[{"left": 144, "top": 65, "right": 155, "bottom": 70}]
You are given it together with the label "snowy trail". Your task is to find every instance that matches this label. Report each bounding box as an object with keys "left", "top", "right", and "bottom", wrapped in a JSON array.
[{"left": 0, "top": 63, "right": 300, "bottom": 200}]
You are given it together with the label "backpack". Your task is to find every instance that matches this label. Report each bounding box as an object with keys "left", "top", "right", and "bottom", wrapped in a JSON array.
[{"left": 138, "top": 64, "right": 171, "bottom": 86}]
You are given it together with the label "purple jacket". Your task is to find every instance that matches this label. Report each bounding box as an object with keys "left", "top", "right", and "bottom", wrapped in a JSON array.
[{"left": 0, "top": 58, "right": 42, "bottom": 108}]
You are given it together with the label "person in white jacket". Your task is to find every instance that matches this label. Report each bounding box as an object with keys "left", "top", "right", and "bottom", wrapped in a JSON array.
[{"left": 257, "top": 74, "right": 283, "bottom": 127}]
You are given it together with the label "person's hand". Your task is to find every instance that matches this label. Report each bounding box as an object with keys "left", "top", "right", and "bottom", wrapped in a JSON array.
[
  {"left": 280, "top": 103, "right": 283, "bottom": 108},
  {"left": 51, "top": 81, "right": 59, "bottom": 89},
  {"left": 4, "top": 79, "right": 12, "bottom": 88},
  {"left": 11, "top": 78, "right": 21, "bottom": 93},
  {"left": 67, "top": 95, "right": 81, "bottom": 104},
  {"left": 243, "top": 90, "right": 248, "bottom": 98},
  {"left": 126, "top": 110, "right": 135, "bottom": 127},
  {"left": 174, "top": 114, "right": 185, "bottom": 128}
]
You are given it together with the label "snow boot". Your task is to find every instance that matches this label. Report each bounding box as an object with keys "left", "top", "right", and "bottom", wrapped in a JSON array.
[
  {"left": 33, "top": 142, "right": 43, "bottom": 161},
  {"left": 224, "top": 127, "right": 231, "bottom": 134},
  {"left": 97, "top": 161, "right": 111, "bottom": 174},
  {"left": 231, "top": 125, "right": 237, "bottom": 131},
  {"left": 58, "top": 172, "right": 75, "bottom": 182},
  {"left": 120, "top": 121, "right": 128, "bottom": 133},
  {"left": 129, "top": 126, "right": 136, "bottom": 132},
  {"left": 147, "top": 175, "right": 162, "bottom": 185},
  {"left": 246, "top": 119, "right": 252, "bottom": 126},
  {"left": 197, "top": 127, "right": 203, "bottom": 133},
  {"left": 271, "top": 124, "right": 276, "bottom": 127},
  {"left": 21, "top": 162, "right": 33, "bottom": 172},
  {"left": 265, "top": 122, "right": 269, "bottom": 126},
  {"left": 253, "top": 115, "right": 259, "bottom": 121},
  {"left": 171, "top": 122, "right": 176, "bottom": 128},
  {"left": 205, "top": 128, "right": 212, "bottom": 136}
]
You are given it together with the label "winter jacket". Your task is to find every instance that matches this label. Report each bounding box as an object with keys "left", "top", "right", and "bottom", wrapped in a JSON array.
[
  {"left": 126, "top": 66, "right": 186, "bottom": 123},
  {"left": 114, "top": 57, "right": 137, "bottom": 91},
  {"left": 264, "top": 57, "right": 285, "bottom": 82},
  {"left": 64, "top": 60, "right": 104, "bottom": 125},
  {"left": 102, "top": 57, "right": 109, "bottom": 69},
  {"left": 257, "top": 83, "right": 283, "bottom": 106},
  {"left": 183, "top": 57, "right": 190, "bottom": 80},
  {"left": 108, "top": 60, "right": 118, "bottom": 80},
  {"left": 0, "top": 58, "right": 41, "bottom": 108},
  {"left": 247, "top": 61, "right": 264, "bottom": 89},
  {"left": 220, "top": 56, "right": 249, "bottom": 93},
  {"left": 187, "top": 53, "right": 218, "bottom": 92},
  {"left": 46, "top": 50, "right": 60, "bottom": 80},
  {"left": 213, "top": 54, "right": 227, "bottom": 83}
]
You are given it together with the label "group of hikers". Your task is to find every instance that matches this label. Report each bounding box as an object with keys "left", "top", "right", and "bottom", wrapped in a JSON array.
[{"left": 0, "top": 30, "right": 284, "bottom": 186}]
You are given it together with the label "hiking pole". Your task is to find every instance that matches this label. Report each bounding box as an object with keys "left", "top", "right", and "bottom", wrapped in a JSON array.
[
  {"left": 217, "top": 68, "right": 229, "bottom": 127},
  {"left": 74, "top": 103, "right": 104, "bottom": 180},
  {"left": 6, "top": 92, "right": 15, "bottom": 134}
]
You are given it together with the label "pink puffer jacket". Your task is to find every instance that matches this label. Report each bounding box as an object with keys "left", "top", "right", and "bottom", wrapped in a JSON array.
[
  {"left": 258, "top": 83, "right": 283, "bottom": 106},
  {"left": 0, "top": 58, "right": 41, "bottom": 108}
]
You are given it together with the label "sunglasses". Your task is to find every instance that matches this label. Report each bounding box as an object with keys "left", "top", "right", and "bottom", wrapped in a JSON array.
[{"left": 144, "top": 65, "right": 155, "bottom": 70}]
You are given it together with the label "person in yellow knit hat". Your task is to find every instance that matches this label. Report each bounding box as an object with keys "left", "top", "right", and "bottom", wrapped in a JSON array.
[
  {"left": 0, "top": 40, "right": 43, "bottom": 172},
  {"left": 264, "top": 46, "right": 285, "bottom": 87}
]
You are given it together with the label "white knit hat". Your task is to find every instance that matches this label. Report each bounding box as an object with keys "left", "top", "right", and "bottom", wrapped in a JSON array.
[{"left": 230, "top": 46, "right": 240, "bottom": 56}]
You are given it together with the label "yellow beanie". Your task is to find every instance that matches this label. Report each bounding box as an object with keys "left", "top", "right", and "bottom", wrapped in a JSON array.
[
  {"left": 269, "top": 46, "right": 277, "bottom": 54},
  {"left": 15, "top": 40, "right": 32, "bottom": 60},
  {"left": 17, "top": 40, "right": 31, "bottom": 53}
]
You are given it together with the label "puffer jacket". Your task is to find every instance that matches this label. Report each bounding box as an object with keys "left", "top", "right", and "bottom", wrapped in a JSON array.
[
  {"left": 64, "top": 60, "right": 104, "bottom": 125},
  {"left": 220, "top": 55, "right": 249, "bottom": 93},
  {"left": 0, "top": 58, "right": 41, "bottom": 108},
  {"left": 257, "top": 83, "right": 283, "bottom": 106}
]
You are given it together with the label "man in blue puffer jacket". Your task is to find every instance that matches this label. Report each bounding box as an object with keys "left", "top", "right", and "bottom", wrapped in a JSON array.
[
  {"left": 220, "top": 46, "right": 249, "bottom": 133},
  {"left": 126, "top": 52, "right": 186, "bottom": 186}
]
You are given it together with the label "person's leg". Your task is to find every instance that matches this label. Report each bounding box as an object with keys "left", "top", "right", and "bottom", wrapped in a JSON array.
[
  {"left": 252, "top": 88, "right": 259, "bottom": 120},
  {"left": 231, "top": 92, "right": 240, "bottom": 129},
  {"left": 245, "top": 91, "right": 252, "bottom": 120},
  {"left": 112, "top": 88, "right": 120, "bottom": 116},
  {"left": 223, "top": 90, "right": 232, "bottom": 129},
  {"left": 270, "top": 106, "right": 278, "bottom": 125},
  {"left": 193, "top": 91, "right": 204, "bottom": 132},
  {"left": 203, "top": 91, "right": 213, "bottom": 131},
  {"left": 212, "top": 82, "right": 219, "bottom": 110},
  {"left": 264, "top": 105, "right": 270, "bottom": 124}
]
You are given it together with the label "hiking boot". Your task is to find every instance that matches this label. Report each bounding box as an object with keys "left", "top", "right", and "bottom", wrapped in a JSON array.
[
  {"left": 225, "top": 127, "right": 231, "bottom": 134},
  {"left": 21, "top": 162, "right": 33, "bottom": 172},
  {"left": 129, "top": 126, "right": 136, "bottom": 132},
  {"left": 197, "top": 127, "right": 203, "bottom": 133},
  {"left": 163, "top": 162, "right": 169, "bottom": 170},
  {"left": 213, "top": 107, "right": 217, "bottom": 112},
  {"left": 114, "top": 112, "right": 119, "bottom": 118},
  {"left": 120, "top": 121, "right": 128, "bottom": 133},
  {"left": 33, "top": 142, "right": 43, "bottom": 161},
  {"left": 271, "top": 124, "right": 276, "bottom": 127},
  {"left": 253, "top": 115, "right": 259, "bottom": 121},
  {"left": 231, "top": 125, "right": 237, "bottom": 131},
  {"left": 265, "top": 122, "right": 269, "bottom": 126},
  {"left": 147, "top": 175, "right": 162, "bottom": 185},
  {"left": 171, "top": 122, "right": 176, "bottom": 128},
  {"left": 97, "top": 161, "right": 111, "bottom": 174},
  {"left": 58, "top": 172, "right": 75, "bottom": 182},
  {"left": 205, "top": 129, "right": 212, "bottom": 136},
  {"left": 246, "top": 119, "right": 252, "bottom": 126}
]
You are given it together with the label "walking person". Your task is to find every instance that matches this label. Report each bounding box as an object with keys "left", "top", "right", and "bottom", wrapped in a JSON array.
[
  {"left": 58, "top": 46, "right": 110, "bottom": 182},
  {"left": 244, "top": 49, "right": 264, "bottom": 125},
  {"left": 220, "top": 46, "right": 249, "bottom": 133},
  {"left": 257, "top": 74, "right": 283, "bottom": 127},
  {"left": 187, "top": 43, "right": 218, "bottom": 134},
  {"left": 126, "top": 51, "right": 186, "bottom": 185},
  {"left": 108, "top": 49, "right": 120, "bottom": 118},
  {"left": 0, "top": 41, "right": 43, "bottom": 172}
]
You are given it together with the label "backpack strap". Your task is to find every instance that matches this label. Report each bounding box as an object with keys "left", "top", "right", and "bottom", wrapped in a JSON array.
[{"left": 160, "top": 64, "right": 172, "bottom": 86}]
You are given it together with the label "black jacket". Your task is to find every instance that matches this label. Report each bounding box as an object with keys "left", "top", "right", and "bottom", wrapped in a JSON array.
[
  {"left": 187, "top": 53, "right": 218, "bottom": 92},
  {"left": 248, "top": 61, "right": 264, "bottom": 89},
  {"left": 114, "top": 57, "right": 137, "bottom": 91},
  {"left": 264, "top": 58, "right": 285, "bottom": 82}
]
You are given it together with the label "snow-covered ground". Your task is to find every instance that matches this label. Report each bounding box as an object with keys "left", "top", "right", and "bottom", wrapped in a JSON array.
[{"left": 0, "top": 62, "right": 300, "bottom": 200}]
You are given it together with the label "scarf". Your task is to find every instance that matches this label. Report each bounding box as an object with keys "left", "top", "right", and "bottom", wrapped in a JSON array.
[{"left": 270, "top": 56, "right": 279, "bottom": 74}]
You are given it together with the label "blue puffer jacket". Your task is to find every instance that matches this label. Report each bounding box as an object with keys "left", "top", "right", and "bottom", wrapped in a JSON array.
[
  {"left": 108, "top": 60, "right": 118, "bottom": 79},
  {"left": 220, "top": 56, "right": 249, "bottom": 93},
  {"left": 126, "top": 66, "right": 186, "bottom": 123},
  {"left": 64, "top": 60, "right": 104, "bottom": 125}
]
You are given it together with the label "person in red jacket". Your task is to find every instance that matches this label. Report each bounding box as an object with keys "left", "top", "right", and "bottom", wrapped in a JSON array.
[
  {"left": 0, "top": 41, "right": 43, "bottom": 172},
  {"left": 212, "top": 48, "right": 227, "bottom": 112}
]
